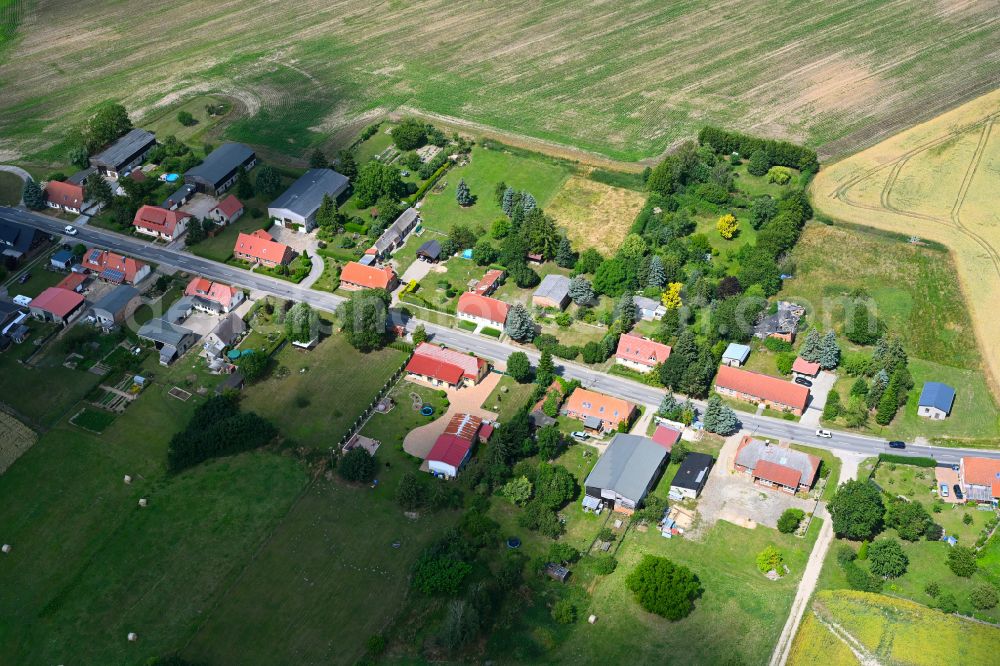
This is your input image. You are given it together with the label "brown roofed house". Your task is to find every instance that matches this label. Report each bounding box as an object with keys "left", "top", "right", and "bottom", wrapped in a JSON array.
[
  {"left": 562, "top": 387, "right": 636, "bottom": 433},
  {"left": 233, "top": 230, "right": 293, "bottom": 268}
]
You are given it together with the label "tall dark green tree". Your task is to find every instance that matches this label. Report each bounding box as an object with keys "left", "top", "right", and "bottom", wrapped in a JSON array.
[
  {"left": 354, "top": 162, "right": 405, "bottom": 208},
  {"left": 236, "top": 168, "right": 254, "bottom": 199},
  {"left": 337, "top": 150, "right": 358, "bottom": 180},
  {"left": 308, "top": 148, "right": 328, "bottom": 168},
  {"left": 84, "top": 102, "right": 132, "bottom": 151},
  {"left": 255, "top": 165, "right": 282, "bottom": 196},
  {"left": 338, "top": 289, "right": 390, "bottom": 352},
  {"left": 456, "top": 178, "right": 473, "bottom": 206},
  {"left": 22, "top": 179, "right": 45, "bottom": 210},
  {"left": 555, "top": 235, "right": 575, "bottom": 268},
  {"left": 504, "top": 303, "right": 535, "bottom": 342}
]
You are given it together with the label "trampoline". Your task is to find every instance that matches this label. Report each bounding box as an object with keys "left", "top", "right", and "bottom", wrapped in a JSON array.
[
  {"left": 506, "top": 537, "right": 521, "bottom": 549},
  {"left": 420, "top": 405, "right": 435, "bottom": 416},
  {"left": 164, "top": 173, "right": 180, "bottom": 182}
]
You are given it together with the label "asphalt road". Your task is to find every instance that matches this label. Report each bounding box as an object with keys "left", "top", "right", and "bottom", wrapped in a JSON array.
[{"left": 4, "top": 206, "right": 996, "bottom": 465}]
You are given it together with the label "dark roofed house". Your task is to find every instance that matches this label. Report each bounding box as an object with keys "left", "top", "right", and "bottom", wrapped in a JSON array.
[
  {"left": 670, "top": 452, "right": 714, "bottom": 499},
  {"left": 138, "top": 318, "right": 196, "bottom": 365},
  {"left": 416, "top": 239, "right": 442, "bottom": 262},
  {"left": 89, "top": 128, "right": 157, "bottom": 179},
  {"left": 753, "top": 300, "right": 804, "bottom": 343},
  {"left": 0, "top": 217, "right": 46, "bottom": 263},
  {"left": 918, "top": 382, "right": 956, "bottom": 420},
  {"left": 268, "top": 168, "right": 349, "bottom": 232},
  {"left": 184, "top": 143, "right": 256, "bottom": 195},
  {"left": 368, "top": 207, "right": 419, "bottom": 258},
  {"left": 160, "top": 183, "right": 196, "bottom": 211},
  {"left": 50, "top": 249, "right": 75, "bottom": 269},
  {"left": 91, "top": 285, "right": 141, "bottom": 328},
  {"left": 583, "top": 433, "right": 669, "bottom": 514}
]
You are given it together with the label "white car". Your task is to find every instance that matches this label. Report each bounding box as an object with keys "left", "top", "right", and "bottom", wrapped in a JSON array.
[
  {"left": 816, "top": 429, "right": 833, "bottom": 438},
  {"left": 571, "top": 431, "right": 589, "bottom": 441},
  {"left": 64, "top": 225, "right": 77, "bottom": 236}
]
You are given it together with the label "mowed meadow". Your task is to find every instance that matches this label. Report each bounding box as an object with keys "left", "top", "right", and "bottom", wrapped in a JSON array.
[
  {"left": 812, "top": 87, "right": 1000, "bottom": 400},
  {"left": 2, "top": 1, "right": 1000, "bottom": 163}
]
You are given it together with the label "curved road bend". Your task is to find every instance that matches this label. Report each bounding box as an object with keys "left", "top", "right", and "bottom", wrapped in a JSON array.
[{"left": 3, "top": 206, "right": 997, "bottom": 466}]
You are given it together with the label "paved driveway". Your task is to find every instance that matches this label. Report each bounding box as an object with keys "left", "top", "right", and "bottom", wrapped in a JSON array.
[
  {"left": 402, "top": 373, "right": 501, "bottom": 464},
  {"left": 800, "top": 370, "right": 837, "bottom": 427},
  {"left": 180, "top": 193, "right": 218, "bottom": 220}
]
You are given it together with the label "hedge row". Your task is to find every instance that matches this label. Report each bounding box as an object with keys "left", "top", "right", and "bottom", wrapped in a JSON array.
[
  {"left": 698, "top": 126, "right": 819, "bottom": 172},
  {"left": 878, "top": 453, "right": 937, "bottom": 468},
  {"left": 407, "top": 162, "right": 450, "bottom": 205}
]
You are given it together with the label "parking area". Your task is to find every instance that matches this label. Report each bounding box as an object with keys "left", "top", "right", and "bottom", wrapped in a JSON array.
[
  {"left": 800, "top": 370, "right": 837, "bottom": 427},
  {"left": 180, "top": 310, "right": 220, "bottom": 339},
  {"left": 934, "top": 465, "right": 963, "bottom": 504},
  {"left": 180, "top": 193, "right": 218, "bottom": 220}
]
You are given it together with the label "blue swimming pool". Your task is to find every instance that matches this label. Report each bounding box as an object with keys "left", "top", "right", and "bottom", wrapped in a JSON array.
[
  {"left": 420, "top": 405, "right": 435, "bottom": 416},
  {"left": 165, "top": 173, "right": 180, "bottom": 182}
]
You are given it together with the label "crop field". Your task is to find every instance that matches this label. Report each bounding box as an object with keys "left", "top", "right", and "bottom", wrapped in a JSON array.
[
  {"left": 813, "top": 88, "right": 1000, "bottom": 398},
  {"left": 790, "top": 591, "right": 1000, "bottom": 665},
  {"left": 0, "top": 410, "right": 36, "bottom": 473},
  {"left": 546, "top": 176, "right": 646, "bottom": 254},
  {"left": 3, "top": 2, "right": 1000, "bottom": 164}
]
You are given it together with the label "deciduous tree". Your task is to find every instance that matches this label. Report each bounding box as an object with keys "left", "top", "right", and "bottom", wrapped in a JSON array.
[
  {"left": 716, "top": 213, "right": 739, "bottom": 240},
  {"left": 339, "top": 447, "right": 377, "bottom": 482},
  {"left": 828, "top": 480, "right": 885, "bottom": 540},
  {"left": 868, "top": 538, "right": 908, "bottom": 578},
  {"left": 625, "top": 555, "right": 702, "bottom": 620},
  {"left": 505, "top": 351, "right": 531, "bottom": 383}
]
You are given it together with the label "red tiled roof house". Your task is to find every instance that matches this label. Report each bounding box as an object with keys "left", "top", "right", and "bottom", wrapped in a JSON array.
[
  {"left": 82, "top": 248, "right": 151, "bottom": 285},
  {"left": 791, "top": 357, "right": 821, "bottom": 379},
  {"left": 132, "top": 205, "right": 190, "bottom": 241},
  {"left": 615, "top": 333, "right": 671, "bottom": 374},
  {"left": 734, "top": 435, "right": 820, "bottom": 494},
  {"left": 44, "top": 180, "right": 86, "bottom": 214},
  {"left": 959, "top": 457, "right": 1000, "bottom": 504},
  {"left": 457, "top": 292, "right": 509, "bottom": 329},
  {"left": 562, "top": 387, "right": 636, "bottom": 433},
  {"left": 209, "top": 195, "right": 244, "bottom": 225},
  {"left": 233, "top": 230, "right": 292, "bottom": 268},
  {"left": 714, "top": 365, "right": 810, "bottom": 416},
  {"left": 406, "top": 342, "right": 489, "bottom": 388},
  {"left": 185, "top": 277, "right": 244, "bottom": 314},
  {"left": 473, "top": 269, "right": 505, "bottom": 296},
  {"left": 426, "top": 413, "right": 483, "bottom": 479},
  {"left": 28, "top": 287, "right": 85, "bottom": 324},
  {"left": 340, "top": 261, "right": 398, "bottom": 291}
]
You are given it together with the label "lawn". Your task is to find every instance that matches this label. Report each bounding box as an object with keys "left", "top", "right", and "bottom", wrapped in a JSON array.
[
  {"left": 184, "top": 417, "right": 460, "bottom": 665},
  {"left": 546, "top": 518, "right": 822, "bottom": 665},
  {"left": 480, "top": 374, "right": 537, "bottom": 424},
  {"left": 6, "top": 261, "right": 64, "bottom": 299},
  {"left": 240, "top": 334, "right": 408, "bottom": 448},
  {"left": 545, "top": 176, "right": 646, "bottom": 255},
  {"left": 144, "top": 94, "right": 232, "bottom": 145},
  {"left": 0, "top": 170, "right": 21, "bottom": 204},
  {"left": 790, "top": 443, "right": 842, "bottom": 501},
  {"left": 417, "top": 145, "right": 570, "bottom": 234},
  {"left": 69, "top": 407, "right": 116, "bottom": 433}
]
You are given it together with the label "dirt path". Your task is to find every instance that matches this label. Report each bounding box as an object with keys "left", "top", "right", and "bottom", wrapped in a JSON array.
[{"left": 769, "top": 449, "right": 863, "bottom": 666}]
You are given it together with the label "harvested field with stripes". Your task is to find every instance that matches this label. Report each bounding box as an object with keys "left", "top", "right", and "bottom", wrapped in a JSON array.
[
  {"left": 812, "top": 88, "right": 1000, "bottom": 398},
  {"left": 0, "top": 410, "right": 36, "bottom": 473},
  {"left": 2, "top": 1, "right": 1000, "bottom": 163}
]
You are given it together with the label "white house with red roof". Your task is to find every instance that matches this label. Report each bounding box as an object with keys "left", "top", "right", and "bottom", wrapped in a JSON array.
[
  {"left": 184, "top": 277, "right": 244, "bottom": 314},
  {"left": 44, "top": 180, "right": 86, "bottom": 214},
  {"left": 340, "top": 262, "right": 398, "bottom": 291},
  {"left": 615, "top": 333, "right": 671, "bottom": 374},
  {"left": 959, "top": 457, "right": 1000, "bottom": 504},
  {"left": 405, "top": 343, "right": 489, "bottom": 388},
  {"left": 209, "top": 195, "right": 244, "bottom": 225},
  {"left": 457, "top": 292, "right": 509, "bottom": 329},
  {"left": 132, "top": 205, "right": 190, "bottom": 241},
  {"left": 233, "top": 230, "right": 293, "bottom": 268},
  {"left": 733, "top": 435, "right": 820, "bottom": 494},
  {"left": 714, "top": 365, "right": 810, "bottom": 416},
  {"left": 82, "top": 248, "right": 151, "bottom": 285},
  {"left": 427, "top": 413, "right": 483, "bottom": 479}
]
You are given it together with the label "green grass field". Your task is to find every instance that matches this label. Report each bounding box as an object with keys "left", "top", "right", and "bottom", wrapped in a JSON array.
[
  {"left": 0, "top": 170, "right": 21, "bottom": 204},
  {"left": 417, "top": 145, "right": 570, "bottom": 234},
  {"left": 144, "top": 94, "right": 231, "bottom": 145},
  {"left": 3, "top": 1, "right": 999, "bottom": 163},
  {"left": 240, "top": 334, "right": 408, "bottom": 448}
]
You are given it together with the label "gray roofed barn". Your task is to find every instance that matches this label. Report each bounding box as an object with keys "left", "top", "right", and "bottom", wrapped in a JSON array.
[
  {"left": 91, "top": 285, "right": 140, "bottom": 327},
  {"left": 268, "top": 168, "right": 350, "bottom": 231},
  {"left": 532, "top": 274, "right": 571, "bottom": 310},
  {"left": 184, "top": 143, "right": 256, "bottom": 195},
  {"left": 89, "top": 128, "right": 157, "bottom": 177},
  {"left": 584, "top": 433, "right": 669, "bottom": 511}
]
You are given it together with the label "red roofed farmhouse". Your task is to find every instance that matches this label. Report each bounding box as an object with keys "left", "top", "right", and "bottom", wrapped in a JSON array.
[
  {"left": 562, "top": 387, "right": 636, "bottom": 433},
  {"left": 457, "top": 292, "right": 509, "bottom": 329},
  {"left": 406, "top": 343, "right": 489, "bottom": 387},
  {"left": 734, "top": 435, "right": 820, "bottom": 494},
  {"left": 714, "top": 365, "right": 810, "bottom": 416},
  {"left": 427, "top": 413, "right": 484, "bottom": 479},
  {"left": 132, "top": 205, "right": 190, "bottom": 241},
  {"left": 184, "top": 277, "right": 244, "bottom": 313},
  {"left": 28, "top": 287, "right": 85, "bottom": 324},
  {"left": 209, "top": 195, "right": 244, "bottom": 225},
  {"left": 233, "top": 230, "right": 292, "bottom": 267},
  {"left": 82, "top": 248, "right": 151, "bottom": 285},
  {"left": 44, "top": 180, "right": 86, "bottom": 213},
  {"left": 615, "top": 333, "right": 671, "bottom": 373},
  {"left": 340, "top": 261, "right": 398, "bottom": 291}
]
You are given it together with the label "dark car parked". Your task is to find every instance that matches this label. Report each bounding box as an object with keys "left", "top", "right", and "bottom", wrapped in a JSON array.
[
  {"left": 953, "top": 484, "right": 964, "bottom": 500},
  {"left": 794, "top": 377, "right": 813, "bottom": 387},
  {"left": 888, "top": 440, "right": 906, "bottom": 449}
]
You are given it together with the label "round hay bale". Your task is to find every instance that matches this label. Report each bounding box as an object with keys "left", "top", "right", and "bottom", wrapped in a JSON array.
[
  {"left": 123, "top": 475, "right": 132, "bottom": 484},
  {"left": 138, "top": 498, "right": 147, "bottom": 507},
  {"left": 2, "top": 544, "right": 11, "bottom": 554},
  {"left": 127, "top": 632, "right": 137, "bottom": 642}
]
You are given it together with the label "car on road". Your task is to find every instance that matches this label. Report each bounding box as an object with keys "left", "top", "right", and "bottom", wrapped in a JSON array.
[
  {"left": 64, "top": 225, "right": 77, "bottom": 235},
  {"left": 794, "top": 377, "right": 813, "bottom": 387},
  {"left": 571, "top": 431, "right": 589, "bottom": 441},
  {"left": 816, "top": 429, "right": 833, "bottom": 438},
  {"left": 888, "top": 440, "right": 906, "bottom": 449},
  {"left": 940, "top": 484, "right": 949, "bottom": 497},
  {"left": 953, "top": 484, "right": 964, "bottom": 500},
  {"left": 17, "top": 272, "right": 30, "bottom": 284}
]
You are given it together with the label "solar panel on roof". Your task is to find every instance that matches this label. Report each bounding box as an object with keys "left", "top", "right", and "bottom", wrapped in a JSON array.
[
  {"left": 101, "top": 268, "right": 125, "bottom": 283},
  {"left": 88, "top": 249, "right": 102, "bottom": 263}
]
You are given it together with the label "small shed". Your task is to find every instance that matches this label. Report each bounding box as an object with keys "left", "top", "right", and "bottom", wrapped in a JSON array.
[
  {"left": 722, "top": 343, "right": 751, "bottom": 367},
  {"left": 544, "top": 563, "right": 570, "bottom": 583},
  {"left": 50, "top": 249, "right": 75, "bottom": 269},
  {"left": 791, "top": 357, "right": 821, "bottom": 378},
  {"left": 416, "top": 239, "right": 442, "bottom": 262}
]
